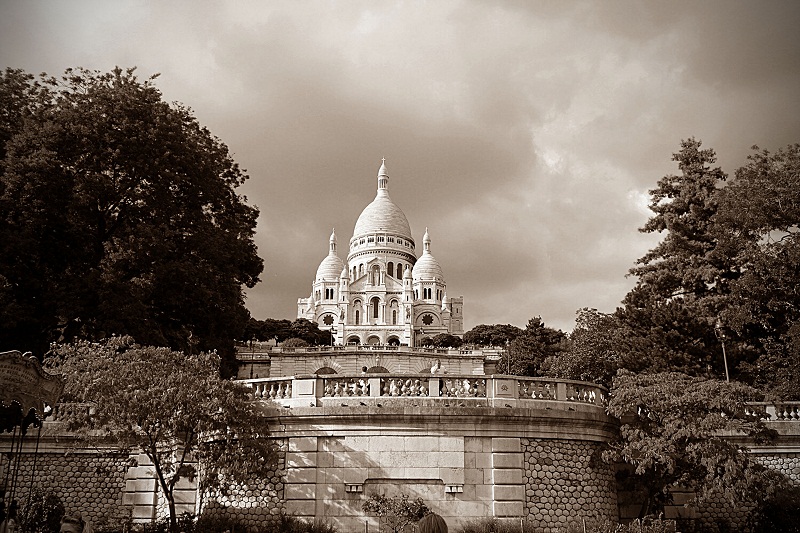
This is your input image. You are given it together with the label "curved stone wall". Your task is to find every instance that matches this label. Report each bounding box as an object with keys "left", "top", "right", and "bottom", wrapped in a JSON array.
[{"left": 522, "top": 438, "right": 617, "bottom": 532}]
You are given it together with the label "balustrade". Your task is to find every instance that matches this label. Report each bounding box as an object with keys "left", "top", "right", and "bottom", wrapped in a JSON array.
[
  {"left": 518, "top": 379, "right": 556, "bottom": 400},
  {"left": 439, "top": 377, "right": 487, "bottom": 398},
  {"left": 381, "top": 377, "right": 428, "bottom": 396},
  {"left": 240, "top": 374, "right": 611, "bottom": 407},
  {"left": 249, "top": 379, "right": 292, "bottom": 400},
  {"left": 323, "top": 376, "right": 370, "bottom": 397}
]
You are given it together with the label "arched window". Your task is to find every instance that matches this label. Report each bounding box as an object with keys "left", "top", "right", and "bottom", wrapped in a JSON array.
[
  {"left": 388, "top": 262, "right": 394, "bottom": 277},
  {"left": 355, "top": 310, "right": 360, "bottom": 325},
  {"left": 392, "top": 310, "right": 397, "bottom": 325},
  {"left": 371, "top": 297, "right": 380, "bottom": 319},
  {"left": 397, "top": 263, "right": 402, "bottom": 277}
]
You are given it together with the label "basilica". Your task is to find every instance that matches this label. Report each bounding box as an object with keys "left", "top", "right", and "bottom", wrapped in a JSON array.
[{"left": 297, "top": 160, "right": 463, "bottom": 346}]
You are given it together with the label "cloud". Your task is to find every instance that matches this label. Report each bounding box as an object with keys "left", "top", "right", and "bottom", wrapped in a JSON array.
[{"left": 2, "top": 0, "right": 799, "bottom": 332}]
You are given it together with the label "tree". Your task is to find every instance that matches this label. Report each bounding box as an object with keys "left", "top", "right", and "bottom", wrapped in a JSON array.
[
  {"left": 605, "top": 370, "right": 783, "bottom": 519},
  {"left": 362, "top": 493, "right": 429, "bottom": 533},
  {"left": 0, "top": 68, "right": 262, "bottom": 375},
  {"left": 44, "top": 337, "right": 276, "bottom": 532},
  {"left": 498, "top": 317, "right": 566, "bottom": 376},
  {"left": 617, "top": 138, "right": 740, "bottom": 377},
  {"left": 430, "top": 333, "right": 463, "bottom": 348},
  {"left": 288, "top": 318, "right": 330, "bottom": 345},
  {"left": 716, "top": 144, "right": 800, "bottom": 398},
  {"left": 547, "top": 308, "right": 622, "bottom": 388},
  {"left": 462, "top": 324, "right": 523, "bottom": 346}
]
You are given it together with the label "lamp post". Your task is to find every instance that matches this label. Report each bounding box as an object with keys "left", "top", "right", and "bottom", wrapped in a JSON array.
[{"left": 715, "top": 319, "right": 730, "bottom": 382}]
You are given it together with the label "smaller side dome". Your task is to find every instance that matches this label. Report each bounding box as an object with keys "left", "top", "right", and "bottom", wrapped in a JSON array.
[
  {"left": 315, "top": 229, "right": 345, "bottom": 281},
  {"left": 413, "top": 228, "right": 445, "bottom": 282}
]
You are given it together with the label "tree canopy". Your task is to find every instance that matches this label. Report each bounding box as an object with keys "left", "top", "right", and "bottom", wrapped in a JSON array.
[
  {"left": 243, "top": 317, "right": 331, "bottom": 346},
  {"left": 45, "top": 337, "right": 276, "bottom": 532},
  {"left": 498, "top": 317, "right": 566, "bottom": 376},
  {"left": 605, "top": 371, "right": 783, "bottom": 519},
  {"left": 0, "top": 67, "right": 262, "bottom": 375},
  {"left": 463, "top": 323, "right": 523, "bottom": 346}
]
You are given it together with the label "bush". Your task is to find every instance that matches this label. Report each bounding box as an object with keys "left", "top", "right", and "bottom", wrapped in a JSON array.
[
  {"left": 455, "top": 517, "right": 534, "bottom": 533},
  {"left": 17, "top": 488, "right": 65, "bottom": 533},
  {"left": 275, "top": 513, "right": 338, "bottom": 533},
  {"left": 362, "top": 493, "right": 429, "bottom": 533}
]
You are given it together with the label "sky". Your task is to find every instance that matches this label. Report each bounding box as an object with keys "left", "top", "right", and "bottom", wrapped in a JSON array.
[{"left": 2, "top": 1, "right": 799, "bottom": 333}]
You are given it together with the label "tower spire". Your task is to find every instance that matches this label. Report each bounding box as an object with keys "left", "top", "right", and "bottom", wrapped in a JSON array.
[{"left": 377, "top": 158, "right": 389, "bottom": 194}]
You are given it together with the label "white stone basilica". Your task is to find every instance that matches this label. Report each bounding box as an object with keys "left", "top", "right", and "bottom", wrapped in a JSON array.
[{"left": 297, "top": 160, "right": 463, "bottom": 346}]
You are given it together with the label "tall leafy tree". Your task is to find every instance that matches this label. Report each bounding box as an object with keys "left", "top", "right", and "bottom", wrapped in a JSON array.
[
  {"left": 618, "top": 138, "right": 737, "bottom": 376},
  {"left": 45, "top": 337, "right": 276, "bottom": 532},
  {"left": 547, "top": 308, "right": 622, "bottom": 387},
  {"left": 716, "top": 144, "right": 800, "bottom": 398},
  {"left": 498, "top": 317, "right": 566, "bottom": 376},
  {"left": 0, "top": 67, "right": 262, "bottom": 374}
]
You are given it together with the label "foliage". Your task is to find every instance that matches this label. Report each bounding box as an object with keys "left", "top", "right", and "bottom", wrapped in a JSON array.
[
  {"left": 17, "top": 488, "right": 65, "bottom": 533},
  {"left": 604, "top": 370, "right": 783, "bottom": 517},
  {"left": 244, "top": 318, "right": 331, "bottom": 346},
  {"left": 547, "top": 308, "right": 622, "bottom": 388},
  {"left": 282, "top": 337, "right": 311, "bottom": 347},
  {"left": 275, "top": 513, "right": 339, "bottom": 533},
  {"left": 557, "top": 516, "right": 676, "bottom": 533},
  {"left": 0, "top": 67, "right": 262, "bottom": 374},
  {"left": 716, "top": 144, "right": 800, "bottom": 399},
  {"left": 455, "top": 517, "right": 534, "bottom": 532},
  {"left": 617, "top": 138, "right": 737, "bottom": 378},
  {"left": 430, "top": 333, "right": 463, "bottom": 348},
  {"left": 463, "top": 324, "right": 523, "bottom": 346},
  {"left": 44, "top": 337, "right": 276, "bottom": 532},
  {"left": 362, "top": 493, "right": 429, "bottom": 533},
  {"left": 749, "top": 484, "right": 800, "bottom": 533},
  {"left": 498, "top": 317, "right": 567, "bottom": 376}
]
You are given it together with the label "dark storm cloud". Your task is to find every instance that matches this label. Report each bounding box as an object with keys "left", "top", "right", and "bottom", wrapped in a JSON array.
[{"left": 2, "top": 0, "right": 799, "bottom": 331}]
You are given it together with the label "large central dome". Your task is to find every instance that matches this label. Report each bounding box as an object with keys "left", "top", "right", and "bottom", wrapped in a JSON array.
[{"left": 352, "top": 160, "right": 414, "bottom": 242}]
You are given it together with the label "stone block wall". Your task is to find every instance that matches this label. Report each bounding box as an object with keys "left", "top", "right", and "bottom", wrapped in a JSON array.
[{"left": 521, "top": 438, "right": 617, "bottom": 533}]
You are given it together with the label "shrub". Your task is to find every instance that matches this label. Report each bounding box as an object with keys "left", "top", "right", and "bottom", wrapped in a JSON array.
[
  {"left": 17, "top": 488, "right": 65, "bottom": 533},
  {"left": 275, "top": 513, "right": 338, "bottom": 533},
  {"left": 362, "top": 493, "right": 429, "bottom": 533},
  {"left": 455, "top": 517, "right": 534, "bottom": 533}
]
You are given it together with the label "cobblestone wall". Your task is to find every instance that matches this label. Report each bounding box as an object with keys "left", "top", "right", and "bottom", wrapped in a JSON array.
[
  {"left": 3, "top": 449, "right": 129, "bottom": 529},
  {"left": 200, "top": 440, "right": 287, "bottom": 530},
  {"left": 756, "top": 451, "right": 800, "bottom": 483},
  {"left": 522, "top": 438, "right": 617, "bottom": 533}
]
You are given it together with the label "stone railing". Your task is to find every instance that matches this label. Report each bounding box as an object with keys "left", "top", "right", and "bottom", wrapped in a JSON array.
[
  {"left": 235, "top": 344, "right": 505, "bottom": 361},
  {"left": 237, "top": 374, "right": 608, "bottom": 409},
  {"left": 747, "top": 402, "right": 800, "bottom": 421}
]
